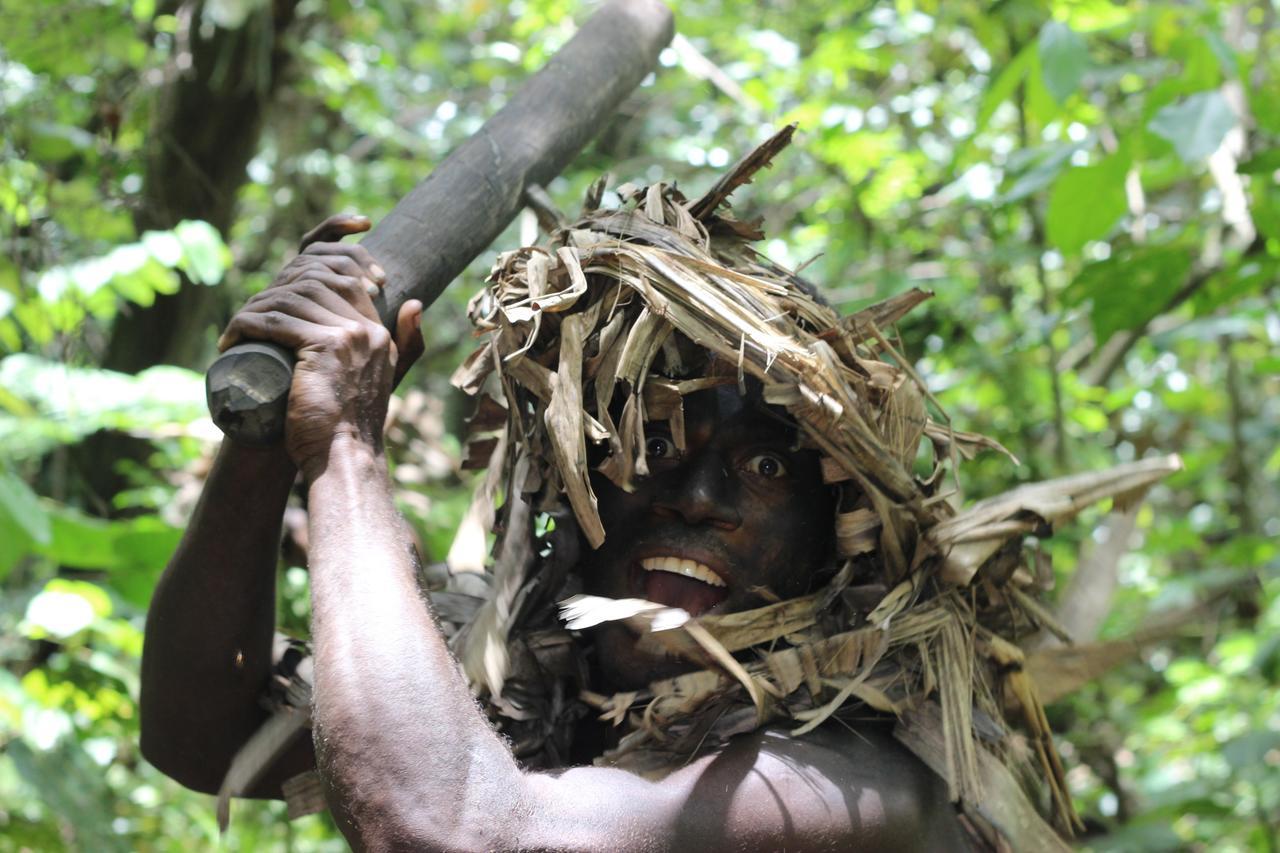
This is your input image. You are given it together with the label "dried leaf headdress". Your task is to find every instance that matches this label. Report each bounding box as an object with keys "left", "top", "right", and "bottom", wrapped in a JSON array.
[{"left": 449, "top": 127, "right": 1181, "bottom": 848}]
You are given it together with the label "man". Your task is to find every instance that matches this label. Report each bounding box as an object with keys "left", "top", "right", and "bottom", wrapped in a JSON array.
[{"left": 140, "top": 208, "right": 975, "bottom": 850}]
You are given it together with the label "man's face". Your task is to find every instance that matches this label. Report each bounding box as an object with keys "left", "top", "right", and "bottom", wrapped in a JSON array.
[{"left": 579, "top": 385, "right": 835, "bottom": 688}]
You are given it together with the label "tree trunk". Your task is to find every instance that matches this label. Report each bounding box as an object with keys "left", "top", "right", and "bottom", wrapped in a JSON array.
[
  {"left": 80, "top": 0, "right": 302, "bottom": 514},
  {"left": 104, "top": 0, "right": 302, "bottom": 373}
]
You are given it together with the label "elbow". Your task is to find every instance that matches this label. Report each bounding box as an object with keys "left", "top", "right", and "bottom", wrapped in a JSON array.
[
  {"left": 329, "top": 773, "right": 533, "bottom": 853},
  {"left": 139, "top": 708, "right": 224, "bottom": 795},
  {"left": 139, "top": 738, "right": 222, "bottom": 796},
  {"left": 331, "top": 796, "right": 475, "bottom": 852},
  {"left": 351, "top": 820, "right": 504, "bottom": 853}
]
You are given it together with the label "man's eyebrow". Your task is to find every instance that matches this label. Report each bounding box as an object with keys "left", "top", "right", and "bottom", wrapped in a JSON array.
[
  {"left": 748, "top": 405, "right": 801, "bottom": 435},
  {"left": 725, "top": 412, "right": 800, "bottom": 446}
]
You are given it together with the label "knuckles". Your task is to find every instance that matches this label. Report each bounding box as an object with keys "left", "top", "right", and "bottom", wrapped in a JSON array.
[
  {"left": 364, "top": 324, "right": 392, "bottom": 353},
  {"left": 323, "top": 317, "right": 391, "bottom": 358},
  {"left": 278, "top": 248, "right": 374, "bottom": 285}
]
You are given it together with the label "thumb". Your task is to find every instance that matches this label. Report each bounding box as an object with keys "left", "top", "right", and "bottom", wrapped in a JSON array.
[{"left": 392, "top": 300, "right": 425, "bottom": 388}]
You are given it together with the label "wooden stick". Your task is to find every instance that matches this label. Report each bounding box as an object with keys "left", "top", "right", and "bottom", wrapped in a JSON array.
[{"left": 207, "top": 0, "right": 674, "bottom": 445}]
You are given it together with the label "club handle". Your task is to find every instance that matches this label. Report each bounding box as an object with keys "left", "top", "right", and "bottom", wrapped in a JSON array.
[{"left": 205, "top": 341, "right": 297, "bottom": 447}]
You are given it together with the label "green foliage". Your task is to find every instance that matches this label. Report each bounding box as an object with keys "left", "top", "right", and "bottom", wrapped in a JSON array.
[
  {"left": 2, "top": 0, "right": 1278, "bottom": 849},
  {"left": 1150, "top": 91, "right": 1240, "bottom": 163},
  {"left": 1065, "top": 246, "right": 1193, "bottom": 345},
  {"left": 1046, "top": 155, "right": 1130, "bottom": 254},
  {"left": 0, "top": 355, "right": 207, "bottom": 459},
  {"left": 0, "top": 222, "right": 231, "bottom": 352},
  {"left": 1038, "top": 21, "right": 1089, "bottom": 104}
]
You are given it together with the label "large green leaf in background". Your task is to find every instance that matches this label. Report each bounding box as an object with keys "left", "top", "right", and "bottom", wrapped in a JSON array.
[
  {"left": 976, "top": 42, "right": 1036, "bottom": 132},
  {"left": 1038, "top": 20, "right": 1088, "bottom": 103},
  {"left": 0, "top": 468, "right": 51, "bottom": 578},
  {"left": 1148, "top": 91, "right": 1238, "bottom": 162},
  {"left": 1045, "top": 154, "right": 1130, "bottom": 254},
  {"left": 1065, "top": 246, "right": 1192, "bottom": 345}
]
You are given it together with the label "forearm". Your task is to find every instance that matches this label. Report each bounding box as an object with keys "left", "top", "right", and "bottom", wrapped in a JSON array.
[
  {"left": 140, "top": 440, "right": 296, "bottom": 791},
  {"left": 306, "top": 437, "right": 527, "bottom": 849}
]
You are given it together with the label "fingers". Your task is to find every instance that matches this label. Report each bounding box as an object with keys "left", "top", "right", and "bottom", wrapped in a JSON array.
[
  {"left": 259, "top": 268, "right": 382, "bottom": 324},
  {"left": 222, "top": 212, "right": 399, "bottom": 356},
  {"left": 300, "top": 242, "right": 387, "bottom": 286},
  {"left": 282, "top": 252, "right": 367, "bottom": 282},
  {"left": 392, "top": 300, "right": 425, "bottom": 388},
  {"left": 218, "top": 311, "right": 343, "bottom": 354},
  {"left": 299, "top": 214, "right": 371, "bottom": 251},
  {"left": 220, "top": 287, "right": 380, "bottom": 352},
  {"left": 276, "top": 256, "right": 384, "bottom": 306},
  {"left": 248, "top": 278, "right": 374, "bottom": 325},
  {"left": 219, "top": 305, "right": 391, "bottom": 357}
]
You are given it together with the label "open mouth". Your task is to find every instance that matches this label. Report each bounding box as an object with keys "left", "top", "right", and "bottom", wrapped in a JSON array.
[{"left": 639, "top": 556, "right": 729, "bottom": 616}]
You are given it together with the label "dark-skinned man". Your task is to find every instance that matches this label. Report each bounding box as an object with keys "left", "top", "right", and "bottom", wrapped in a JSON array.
[{"left": 140, "top": 213, "right": 973, "bottom": 851}]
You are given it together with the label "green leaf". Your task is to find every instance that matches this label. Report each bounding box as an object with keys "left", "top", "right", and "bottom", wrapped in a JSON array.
[
  {"left": 12, "top": 300, "right": 55, "bottom": 346},
  {"left": 1250, "top": 81, "right": 1280, "bottom": 134},
  {"left": 1192, "top": 257, "right": 1278, "bottom": 314},
  {"left": 140, "top": 229, "right": 184, "bottom": 267},
  {"left": 174, "top": 219, "right": 230, "bottom": 285},
  {"left": 46, "top": 509, "right": 122, "bottom": 571},
  {"left": 1237, "top": 148, "right": 1280, "bottom": 175},
  {"left": 108, "top": 520, "right": 182, "bottom": 608},
  {"left": 1148, "top": 92, "right": 1237, "bottom": 162},
  {"left": 26, "top": 122, "right": 95, "bottom": 162},
  {"left": 1064, "top": 246, "right": 1193, "bottom": 345},
  {"left": 0, "top": 467, "right": 49, "bottom": 578},
  {"left": 995, "top": 141, "right": 1084, "bottom": 205},
  {"left": 0, "top": 508, "right": 34, "bottom": 579},
  {"left": 1223, "top": 729, "right": 1280, "bottom": 771},
  {"left": 23, "top": 578, "right": 112, "bottom": 639},
  {"left": 0, "top": 467, "right": 51, "bottom": 546},
  {"left": 1202, "top": 30, "right": 1238, "bottom": 79},
  {"left": 977, "top": 42, "right": 1035, "bottom": 131},
  {"left": 108, "top": 268, "right": 158, "bottom": 308},
  {"left": 1038, "top": 21, "right": 1088, "bottom": 103},
  {"left": 1045, "top": 155, "right": 1129, "bottom": 254}
]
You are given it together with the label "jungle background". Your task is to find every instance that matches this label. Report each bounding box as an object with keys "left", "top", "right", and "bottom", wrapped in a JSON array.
[{"left": 2, "top": 0, "right": 1278, "bottom": 849}]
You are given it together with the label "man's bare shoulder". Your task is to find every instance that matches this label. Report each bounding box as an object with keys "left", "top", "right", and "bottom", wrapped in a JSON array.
[
  {"left": 532, "top": 721, "right": 973, "bottom": 852},
  {"left": 671, "top": 722, "right": 972, "bottom": 851}
]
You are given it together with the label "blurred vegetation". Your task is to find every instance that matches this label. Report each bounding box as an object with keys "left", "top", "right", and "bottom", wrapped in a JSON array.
[{"left": 2, "top": 0, "right": 1278, "bottom": 849}]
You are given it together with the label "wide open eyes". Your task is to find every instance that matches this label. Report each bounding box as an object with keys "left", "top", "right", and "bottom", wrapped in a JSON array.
[
  {"left": 643, "top": 436, "right": 788, "bottom": 478},
  {"left": 743, "top": 452, "right": 788, "bottom": 478},
  {"left": 645, "top": 435, "right": 678, "bottom": 460}
]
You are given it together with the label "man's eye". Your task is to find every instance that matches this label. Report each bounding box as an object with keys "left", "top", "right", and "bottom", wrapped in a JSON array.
[
  {"left": 744, "top": 453, "right": 787, "bottom": 478},
  {"left": 645, "top": 436, "right": 677, "bottom": 459}
]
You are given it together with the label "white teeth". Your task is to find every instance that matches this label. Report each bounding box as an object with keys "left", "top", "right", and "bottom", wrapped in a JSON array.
[{"left": 640, "top": 557, "right": 726, "bottom": 588}]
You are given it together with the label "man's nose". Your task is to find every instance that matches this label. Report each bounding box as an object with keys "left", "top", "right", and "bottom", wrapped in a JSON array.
[{"left": 652, "top": 454, "right": 742, "bottom": 530}]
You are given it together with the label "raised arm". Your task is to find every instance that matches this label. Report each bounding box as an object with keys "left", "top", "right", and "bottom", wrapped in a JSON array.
[
  {"left": 139, "top": 214, "right": 423, "bottom": 797},
  {"left": 139, "top": 438, "right": 298, "bottom": 795}
]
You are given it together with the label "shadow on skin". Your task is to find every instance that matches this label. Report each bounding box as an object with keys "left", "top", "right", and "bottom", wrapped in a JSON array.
[
  {"left": 670, "top": 723, "right": 970, "bottom": 852},
  {"left": 674, "top": 728, "right": 864, "bottom": 849}
]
